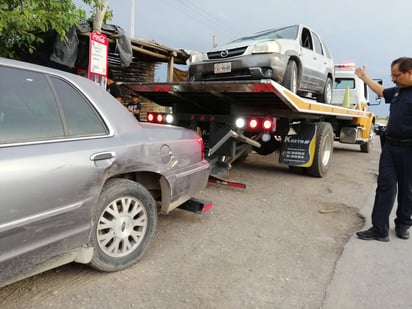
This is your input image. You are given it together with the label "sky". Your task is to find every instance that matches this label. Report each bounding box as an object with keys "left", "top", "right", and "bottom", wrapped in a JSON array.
[{"left": 76, "top": 0, "right": 412, "bottom": 117}]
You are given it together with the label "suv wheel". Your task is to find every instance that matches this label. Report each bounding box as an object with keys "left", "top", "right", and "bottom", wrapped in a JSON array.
[
  {"left": 282, "top": 60, "right": 298, "bottom": 93},
  {"left": 317, "top": 76, "right": 333, "bottom": 104}
]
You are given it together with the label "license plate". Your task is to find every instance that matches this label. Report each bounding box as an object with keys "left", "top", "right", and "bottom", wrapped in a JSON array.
[{"left": 214, "top": 62, "right": 231, "bottom": 74}]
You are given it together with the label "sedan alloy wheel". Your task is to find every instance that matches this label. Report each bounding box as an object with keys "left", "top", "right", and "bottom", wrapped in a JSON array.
[{"left": 89, "top": 179, "right": 157, "bottom": 272}]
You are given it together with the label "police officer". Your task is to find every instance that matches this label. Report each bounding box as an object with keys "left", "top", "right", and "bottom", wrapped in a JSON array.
[{"left": 355, "top": 57, "right": 412, "bottom": 241}]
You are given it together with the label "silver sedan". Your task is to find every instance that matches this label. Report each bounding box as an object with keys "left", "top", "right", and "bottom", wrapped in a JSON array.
[{"left": 0, "top": 58, "right": 211, "bottom": 287}]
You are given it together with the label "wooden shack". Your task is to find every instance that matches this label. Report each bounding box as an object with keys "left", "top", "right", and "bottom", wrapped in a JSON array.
[{"left": 14, "top": 23, "right": 190, "bottom": 119}]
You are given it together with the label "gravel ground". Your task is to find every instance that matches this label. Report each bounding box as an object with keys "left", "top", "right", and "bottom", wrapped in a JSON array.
[{"left": 0, "top": 142, "right": 380, "bottom": 309}]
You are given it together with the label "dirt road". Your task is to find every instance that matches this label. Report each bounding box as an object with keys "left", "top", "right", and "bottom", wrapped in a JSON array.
[{"left": 0, "top": 142, "right": 380, "bottom": 309}]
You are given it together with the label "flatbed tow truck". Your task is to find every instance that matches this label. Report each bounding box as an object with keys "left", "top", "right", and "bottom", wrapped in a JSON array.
[{"left": 126, "top": 79, "right": 375, "bottom": 185}]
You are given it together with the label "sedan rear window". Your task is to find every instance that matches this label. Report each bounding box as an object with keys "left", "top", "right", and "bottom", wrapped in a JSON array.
[
  {"left": 0, "top": 67, "right": 64, "bottom": 143},
  {"left": 50, "top": 77, "right": 108, "bottom": 137}
]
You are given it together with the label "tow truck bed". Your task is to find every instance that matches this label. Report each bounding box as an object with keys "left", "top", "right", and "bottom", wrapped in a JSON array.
[
  {"left": 126, "top": 79, "right": 375, "bottom": 178},
  {"left": 126, "top": 79, "right": 370, "bottom": 120}
]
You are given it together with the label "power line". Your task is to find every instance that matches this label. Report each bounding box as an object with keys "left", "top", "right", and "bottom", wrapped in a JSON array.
[
  {"left": 179, "top": 0, "right": 240, "bottom": 36},
  {"left": 167, "top": 0, "right": 241, "bottom": 43}
]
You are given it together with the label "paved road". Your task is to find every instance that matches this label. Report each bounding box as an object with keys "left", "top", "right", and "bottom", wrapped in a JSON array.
[{"left": 323, "top": 152, "right": 412, "bottom": 309}]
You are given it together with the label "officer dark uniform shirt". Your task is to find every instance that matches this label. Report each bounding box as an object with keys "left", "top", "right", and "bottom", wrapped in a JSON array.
[{"left": 384, "top": 86, "right": 412, "bottom": 140}]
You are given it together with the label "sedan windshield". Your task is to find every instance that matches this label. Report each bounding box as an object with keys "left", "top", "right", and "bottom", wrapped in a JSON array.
[{"left": 230, "top": 25, "right": 299, "bottom": 43}]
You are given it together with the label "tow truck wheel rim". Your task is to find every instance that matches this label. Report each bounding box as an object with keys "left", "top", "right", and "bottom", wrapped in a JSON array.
[{"left": 322, "top": 134, "right": 332, "bottom": 166}]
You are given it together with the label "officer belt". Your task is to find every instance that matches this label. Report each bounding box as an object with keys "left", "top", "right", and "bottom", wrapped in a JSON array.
[{"left": 385, "top": 135, "right": 412, "bottom": 147}]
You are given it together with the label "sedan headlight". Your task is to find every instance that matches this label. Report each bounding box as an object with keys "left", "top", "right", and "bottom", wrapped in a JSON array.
[{"left": 251, "top": 41, "right": 281, "bottom": 54}]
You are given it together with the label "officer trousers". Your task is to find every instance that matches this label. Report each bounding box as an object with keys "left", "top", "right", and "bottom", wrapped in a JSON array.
[{"left": 372, "top": 143, "right": 412, "bottom": 236}]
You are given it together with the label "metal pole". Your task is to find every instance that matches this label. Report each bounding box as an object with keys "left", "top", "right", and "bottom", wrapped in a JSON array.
[{"left": 130, "top": 0, "right": 135, "bottom": 39}]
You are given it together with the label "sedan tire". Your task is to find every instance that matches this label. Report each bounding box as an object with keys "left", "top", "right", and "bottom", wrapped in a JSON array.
[{"left": 88, "top": 178, "right": 158, "bottom": 272}]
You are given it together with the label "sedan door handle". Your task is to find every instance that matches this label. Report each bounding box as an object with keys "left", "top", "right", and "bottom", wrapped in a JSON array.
[{"left": 90, "top": 152, "right": 115, "bottom": 161}]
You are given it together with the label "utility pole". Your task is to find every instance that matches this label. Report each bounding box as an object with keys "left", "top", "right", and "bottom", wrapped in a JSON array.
[
  {"left": 212, "top": 35, "right": 217, "bottom": 48},
  {"left": 130, "top": 0, "right": 135, "bottom": 39}
]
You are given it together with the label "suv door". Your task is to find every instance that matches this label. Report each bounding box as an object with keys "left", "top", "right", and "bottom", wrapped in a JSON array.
[
  {"left": 311, "top": 31, "right": 329, "bottom": 90},
  {"left": 299, "top": 27, "right": 319, "bottom": 90},
  {"left": 0, "top": 66, "right": 111, "bottom": 281}
]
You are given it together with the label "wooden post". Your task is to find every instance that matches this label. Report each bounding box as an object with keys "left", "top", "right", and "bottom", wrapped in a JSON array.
[{"left": 167, "top": 51, "right": 177, "bottom": 82}]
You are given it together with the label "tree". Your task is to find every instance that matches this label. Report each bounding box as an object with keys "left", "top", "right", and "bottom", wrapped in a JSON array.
[
  {"left": 80, "top": 0, "right": 113, "bottom": 31},
  {"left": 0, "top": 1, "right": 88, "bottom": 58},
  {"left": 0, "top": 0, "right": 114, "bottom": 59},
  {"left": 88, "top": 0, "right": 110, "bottom": 32}
]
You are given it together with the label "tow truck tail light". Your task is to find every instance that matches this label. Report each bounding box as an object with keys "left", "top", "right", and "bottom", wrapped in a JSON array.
[
  {"left": 146, "top": 112, "right": 173, "bottom": 124},
  {"left": 248, "top": 118, "right": 259, "bottom": 130},
  {"left": 147, "top": 112, "right": 155, "bottom": 122},
  {"left": 156, "top": 114, "right": 164, "bottom": 123},
  {"left": 247, "top": 117, "right": 275, "bottom": 131},
  {"left": 262, "top": 119, "right": 273, "bottom": 130}
]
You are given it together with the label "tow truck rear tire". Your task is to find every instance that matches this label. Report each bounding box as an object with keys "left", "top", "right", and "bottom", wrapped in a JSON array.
[
  {"left": 306, "top": 122, "right": 334, "bottom": 177},
  {"left": 360, "top": 141, "right": 372, "bottom": 153},
  {"left": 360, "top": 130, "right": 374, "bottom": 153}
]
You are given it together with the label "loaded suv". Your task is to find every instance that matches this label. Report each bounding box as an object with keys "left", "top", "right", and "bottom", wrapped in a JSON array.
[{"left": 188, "top": 24, "right": 334, "bottom": 104}]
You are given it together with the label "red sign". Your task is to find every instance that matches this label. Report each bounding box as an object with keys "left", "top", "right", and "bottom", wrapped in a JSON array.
[{"left": 88, "top": 31, "right": 108, "bottom": 77}]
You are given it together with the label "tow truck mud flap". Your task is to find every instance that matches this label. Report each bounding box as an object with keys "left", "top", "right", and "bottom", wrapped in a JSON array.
[
  {"left": 177, "top": 197, "right": 213, "bottom": 214},
  {"left": 279, "top": 123, "right": 316, "bottom": 167}
]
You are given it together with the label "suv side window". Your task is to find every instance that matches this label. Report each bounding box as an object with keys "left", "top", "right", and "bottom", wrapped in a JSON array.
[
  {"left": 312, "top": 32, "right": 323, "bottom": 56},
  {"left": 301, "top": 28, "right": 313, "bottom": 50},
  {"left": 0, "top": 66, "right": 64, "bottom": 144},
  {"left": 322, "top": 41, "right": 333, "bottom": 59},
  {"left": 50, "top": 77, "right": 108, "bottom": 136}
]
